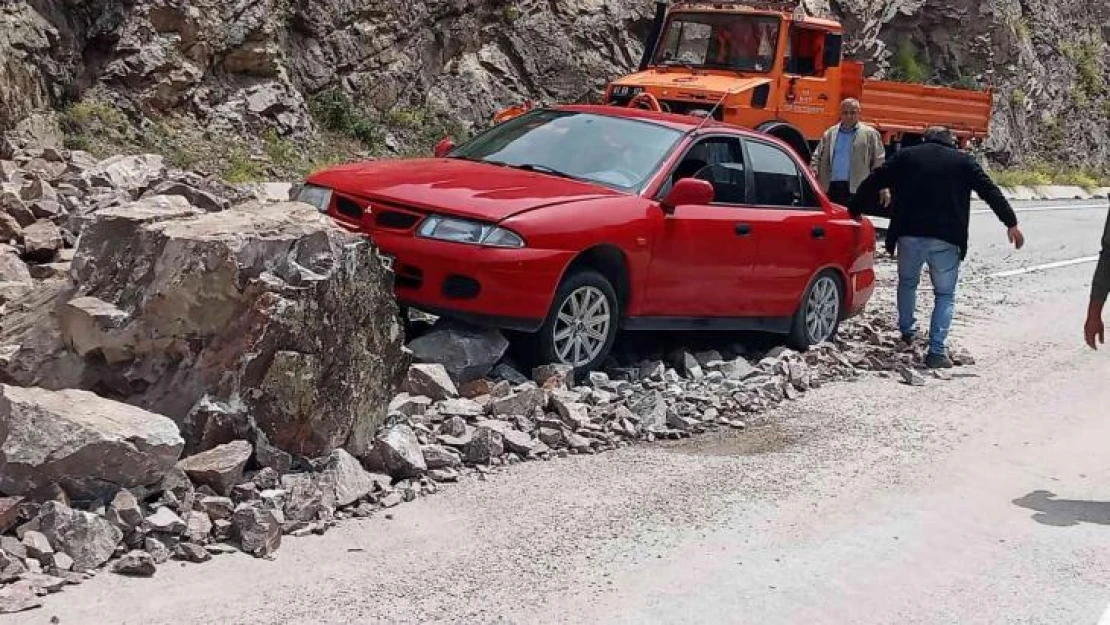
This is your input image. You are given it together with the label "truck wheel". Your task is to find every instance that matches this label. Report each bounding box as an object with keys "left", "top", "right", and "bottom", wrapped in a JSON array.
[
  {"left": 535, "top": 270, "right": 619, "bottom": 373},
  {"left": 788, "top": 270, "right": 843, "bottom": 350}
]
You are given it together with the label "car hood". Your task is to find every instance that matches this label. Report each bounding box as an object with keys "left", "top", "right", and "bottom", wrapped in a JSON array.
[
  {"left": 307, "top": 158, "right": 623, "bottom": 222},
  {"left": 614, "top": 71, "right": 772, "bottom": 100}
]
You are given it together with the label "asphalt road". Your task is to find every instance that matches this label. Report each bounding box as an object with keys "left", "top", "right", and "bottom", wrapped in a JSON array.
[{"left": 11, "top": 198, "right": 1110, "bottom": 625}]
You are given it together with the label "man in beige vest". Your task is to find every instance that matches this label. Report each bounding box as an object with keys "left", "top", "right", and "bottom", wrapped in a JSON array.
[{"left": 811, "top": 98, "right": 890, "bottom": 209}]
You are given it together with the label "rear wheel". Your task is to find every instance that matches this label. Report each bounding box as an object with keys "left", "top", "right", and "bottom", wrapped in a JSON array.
[
  {"left": 535, "top": 270, "right": 619, "bottom": 373},
  {"left": 788, "top": 271, "right": 843, "bottom": 350}
]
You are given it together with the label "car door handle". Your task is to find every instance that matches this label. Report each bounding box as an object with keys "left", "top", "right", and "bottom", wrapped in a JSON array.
[
  {"left": 811, "top": 226, "right": 826, "bottom": 239},
  {"left": 735, "top": 223, "right": 752, "bottom": 236}
]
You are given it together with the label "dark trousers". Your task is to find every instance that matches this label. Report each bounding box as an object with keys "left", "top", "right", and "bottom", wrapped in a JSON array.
[{"left": 828, "top": 181, "right": 852, "bottom": 206}]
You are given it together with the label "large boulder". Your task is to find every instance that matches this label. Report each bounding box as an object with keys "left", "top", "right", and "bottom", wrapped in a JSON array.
[
  {"left": 0, "top": 198, "right": 408, "bottom": 460},
  {"left": 0, "top": 385, "right": 184, "bottom": 500}
]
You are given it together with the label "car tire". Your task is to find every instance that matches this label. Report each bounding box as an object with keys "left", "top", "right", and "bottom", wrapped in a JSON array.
[
  {"left": 787, "top": 270, "right": 844, "bottom": 351},
  {"left": 535, "top": 269, "right": 620, "bottom": 373}
]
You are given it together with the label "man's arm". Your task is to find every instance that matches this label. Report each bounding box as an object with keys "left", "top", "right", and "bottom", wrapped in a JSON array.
[
  {"left": 967, "top": 158, "right": 1017, "bottom": 228},
  {"left": 869, "top": 128, "right": 886, "bottom": 169},
  {"left": 810, "top": 131, "right": 827, "bottom": 171},
  {"left": 1085, "top": 207, "right": 1110, "bottom": 348},
  {"left": 1091, "top": 208, "right": 1110, "bottom": 305},
  {"left": 848, "top": 155, "right": 896, "bottom": 218}
]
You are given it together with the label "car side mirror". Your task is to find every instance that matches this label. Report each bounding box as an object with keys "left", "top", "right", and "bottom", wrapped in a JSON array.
[
  {"left": 660, "top": 178, "right": 714, "bottom": 214},
  {"left": 434, "top": 137, "right": 456, "bottom": 158}
]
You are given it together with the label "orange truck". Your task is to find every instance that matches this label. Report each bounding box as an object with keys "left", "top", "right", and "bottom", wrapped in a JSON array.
[{"left": 495, "top": 1, "right": 993, "bottom": 162}]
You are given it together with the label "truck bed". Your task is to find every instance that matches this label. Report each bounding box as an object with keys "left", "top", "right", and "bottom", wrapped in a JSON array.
[{"left": 861, "top": 79, "right": 993, "bottom": 140}]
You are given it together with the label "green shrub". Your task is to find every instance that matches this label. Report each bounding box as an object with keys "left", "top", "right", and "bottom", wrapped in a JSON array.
[
  {"left": 309, "top": 88, "right": 383, "bottom": 148},
  {"left": 889, "top": 38, "right": 931, "bottom": 84}
]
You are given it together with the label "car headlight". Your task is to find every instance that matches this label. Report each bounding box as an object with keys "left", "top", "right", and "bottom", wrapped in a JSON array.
[
  {"left": 295, "top": 184, "right": 333, "bottom": 213},
  {"left": 417, "top": 215, "right": 525, "bottom": 248}
]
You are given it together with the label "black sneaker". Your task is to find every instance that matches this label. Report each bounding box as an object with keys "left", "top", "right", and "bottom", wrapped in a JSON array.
[{"left": 925, "top": 352, "right": 954, "bottom": 369}]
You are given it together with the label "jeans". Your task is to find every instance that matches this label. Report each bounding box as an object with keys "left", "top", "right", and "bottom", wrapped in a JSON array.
[{"left": 896, "top": 236, "right": 961, "bottom": 355}]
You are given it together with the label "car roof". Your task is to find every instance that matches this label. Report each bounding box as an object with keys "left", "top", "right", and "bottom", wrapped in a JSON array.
[{"left": 551, "top": 104, "right": 755, "bottom": 136}]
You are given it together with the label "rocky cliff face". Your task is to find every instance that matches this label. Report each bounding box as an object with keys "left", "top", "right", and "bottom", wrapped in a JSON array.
[{"left": 2, "top": 0, "right": 1107, "bottom": 173}]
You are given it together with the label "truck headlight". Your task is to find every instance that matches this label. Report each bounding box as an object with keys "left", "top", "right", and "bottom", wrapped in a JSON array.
[
  {"left": 295, "top": 184, "right": 333, "bottom": 213},
  {"left": 417, "top": 215, "right": 525, "bottom": 248}
]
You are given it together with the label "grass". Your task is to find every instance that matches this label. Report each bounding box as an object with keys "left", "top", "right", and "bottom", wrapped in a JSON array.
[
  {"left": 1010, "top": 88, "right": 1027, "bottom": 107},
  {"left": 889, "top": 38, "right": 931, "bottom": 84},
  {"left": 991, "top": 166, "right": 1110, "bottom": 190}
]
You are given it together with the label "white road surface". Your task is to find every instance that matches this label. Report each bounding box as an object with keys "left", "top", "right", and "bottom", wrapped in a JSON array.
[{"left": 8, "top": 198, "right": 1110, "bottom": 625}]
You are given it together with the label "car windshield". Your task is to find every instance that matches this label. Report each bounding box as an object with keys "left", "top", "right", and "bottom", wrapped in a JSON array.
[
  {"left": 653, "top": 12, "right": 781, "bottom": 73},
  {"left": 449, "top": 109, "right": 684, "bottom": 191}
]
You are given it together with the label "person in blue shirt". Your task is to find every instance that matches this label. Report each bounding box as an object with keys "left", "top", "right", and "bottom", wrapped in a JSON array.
[{"left": 812, "top": 98, "right": 890, "bottom": 210}]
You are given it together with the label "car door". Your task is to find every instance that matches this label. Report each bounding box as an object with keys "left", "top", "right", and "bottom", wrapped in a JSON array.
[
  {"left": 739, "top": 137, "right": 849, "bottom": 317},
  {"left": 642, "top": 135, "right": 763, "bottom": 318}
]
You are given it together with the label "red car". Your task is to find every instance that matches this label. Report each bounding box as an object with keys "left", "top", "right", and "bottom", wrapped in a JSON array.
[{"left": 296, "top": 105, "right": 875, "bottom": 371}]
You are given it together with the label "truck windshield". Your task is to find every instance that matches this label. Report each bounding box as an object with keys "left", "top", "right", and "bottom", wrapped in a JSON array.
[
  {"left": 654, "top": 13, "right": 781, "bottom": 73},
  {"left": 449, "top": 109, "right": 683, "bottom": 192}
]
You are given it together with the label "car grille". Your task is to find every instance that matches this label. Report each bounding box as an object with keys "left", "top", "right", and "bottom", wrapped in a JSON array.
[
  {"left": 335, "top": 195, "right": 364, "bottom": 219},
  {"left": 374, "top": 210, "right": 420, "bottom": 230}
]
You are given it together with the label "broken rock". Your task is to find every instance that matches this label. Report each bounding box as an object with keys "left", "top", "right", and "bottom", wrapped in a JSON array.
[
  {"left": 402, "top": 364, "right": 458, "bottom": 401},
  {"left": 36, "top": 501, "right": 123, "bottom": 572},
  {"left": 177, "top": 440, "right": 252, "bottom": 496},
  {"left": 0, "top": 497, "right": 22, "bottom": 534},
  {"left": 406, "top": 320, "right": 509, "bottom": 384},
  {"left": 20, "top": 220, "right": 62, "bottom": 263},
  {"left": 233, "top": 504, "right": 282, "bottom": 558},
  {"left": 462, "top": 426, "right": 504, "bottom": 464},
  {"left": 0, "top": 580, "right": 41, "bottom": 614},
  {"left": 421, "top": 444, "right": 463, "bottom": 470},
  {"left": 112, "top": 550, "right": 157, "bottom": 577},
  {"left": 363, "top": 424, "right": 426, "bottom": 479},
  {"left": 317, "top": 449, "right": 375, "bottom": 507},
  {"left": 0, "top": 385, "right": 184, "bottom": 500}
]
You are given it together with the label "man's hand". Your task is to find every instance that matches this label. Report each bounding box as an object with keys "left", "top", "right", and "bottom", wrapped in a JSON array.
[
  {"left": 878, "top": 189, "right": 892, "bottom": 208},
  {"left": 1007, "top": 226, "right": 1025, "bottom": 250},
  {"left": 1085, "top": 310, "right": 1104, "bottom": 349}
]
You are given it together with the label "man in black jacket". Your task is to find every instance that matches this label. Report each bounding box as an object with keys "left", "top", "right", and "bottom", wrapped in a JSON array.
[{"left": 850, "top": 127, "right": 1025, "bottom": 368}]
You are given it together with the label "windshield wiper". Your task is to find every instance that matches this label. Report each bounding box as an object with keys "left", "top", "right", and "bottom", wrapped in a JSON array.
[
  {"left": 512, "top": 163, "right": 581, "bottom": 180},
  {"left": 484, "top": 161, "right": 582, "bottom": 182}
]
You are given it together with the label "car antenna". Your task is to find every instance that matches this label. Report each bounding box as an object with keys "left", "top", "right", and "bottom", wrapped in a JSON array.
[{"left": 691, "top": 88, "right": 739, "bottom": 134}]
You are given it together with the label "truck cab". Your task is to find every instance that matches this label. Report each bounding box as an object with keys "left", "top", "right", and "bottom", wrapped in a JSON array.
[
  {"left": 602, "top": 2, "right": 850, "bottom": 160},
  {"left": 489, "top": 1, "right": 993, "bottom": 162}
]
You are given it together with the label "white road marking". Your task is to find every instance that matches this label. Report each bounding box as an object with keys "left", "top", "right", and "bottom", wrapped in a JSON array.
[
  {"left": 1097, "top": 601, "right": 1110, "bottom": 625},
  {"left": 972, "top": 203, "right": 1106, "bottom": 215},
  {"left": 991, "top": 256, "right": 1100, "bottom": 278}
]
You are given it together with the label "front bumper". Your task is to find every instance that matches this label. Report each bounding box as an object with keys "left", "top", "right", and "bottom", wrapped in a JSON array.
[{"left": 371, "top": 230, "right": 573, "bottom": 333}]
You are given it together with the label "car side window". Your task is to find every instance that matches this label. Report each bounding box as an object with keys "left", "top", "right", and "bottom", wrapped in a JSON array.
[
  {"left": 746, "top": 140, "right": 819, "bottom": 209},
  {"left": 666, "top": 137, "right": 747, "bottom": 204}
]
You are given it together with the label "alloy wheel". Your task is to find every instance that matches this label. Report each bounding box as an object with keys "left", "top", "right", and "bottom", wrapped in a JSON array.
[
  {"left": 552, "top": 285, "right": 612, "bottom": 367},
  {"left": 805, "top": 276, "right": 840, "bottom": 345}
]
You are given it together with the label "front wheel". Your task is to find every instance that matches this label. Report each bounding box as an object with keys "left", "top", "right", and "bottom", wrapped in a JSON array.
[
  {"left": 535, "top": 270, "right": 619, "bottom": 373},
  {"left": 788, "top": 271, "right": 843, "bottom": 350}
]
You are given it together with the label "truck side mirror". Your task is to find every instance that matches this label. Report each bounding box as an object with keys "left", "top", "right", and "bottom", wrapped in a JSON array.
[{"left": 824, "top": 33, "right": 843, "bottom": 68}]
